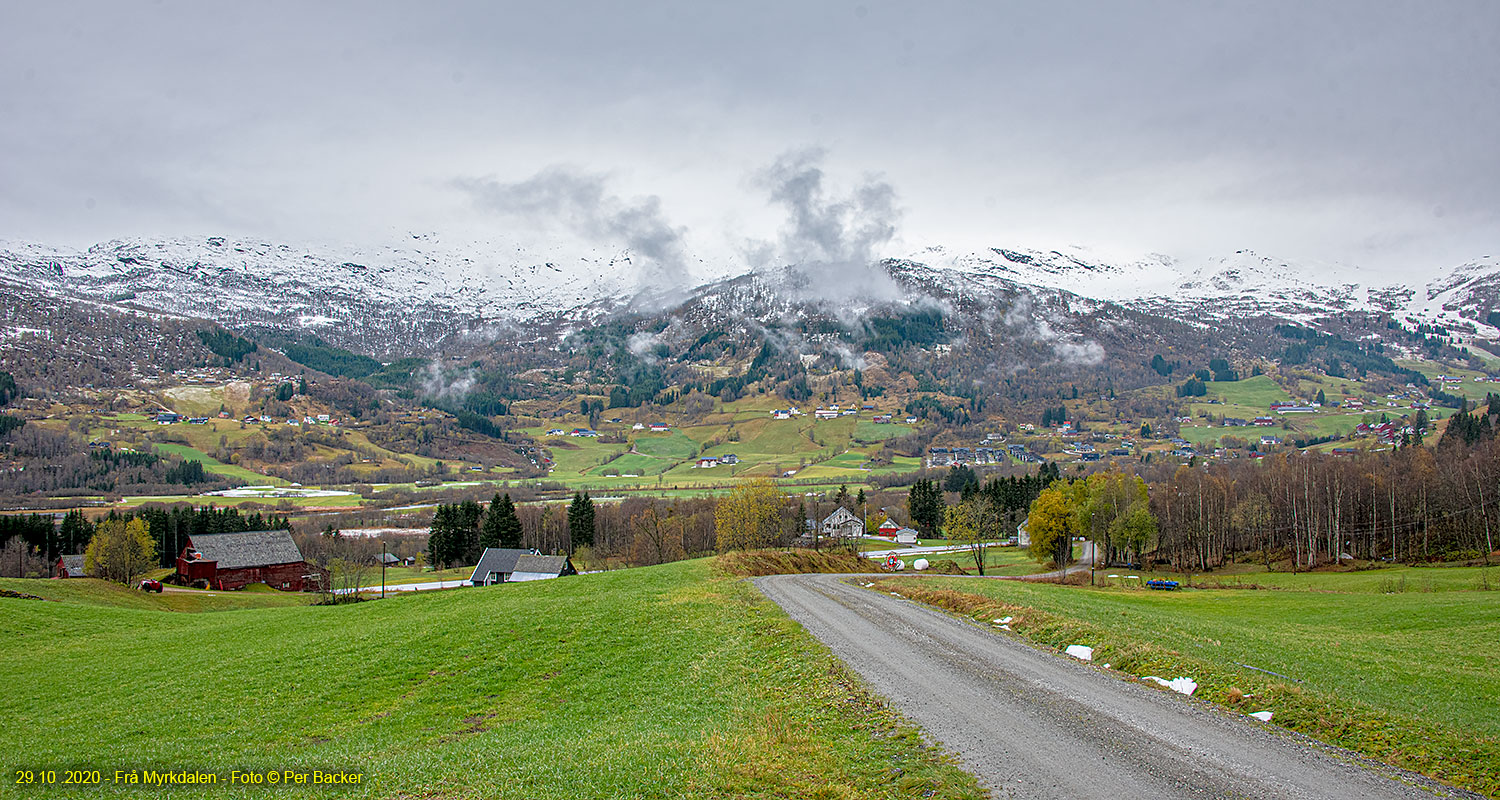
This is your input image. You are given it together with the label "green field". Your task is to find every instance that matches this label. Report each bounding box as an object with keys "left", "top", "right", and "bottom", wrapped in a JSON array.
[
  {"left": 852, "top": 421, "right": 913, "bottom": 443},
  {"left": 151, "top": 442, "right": 283, "bottom": 486},
  {"left": 895, "top": 545, "right": 1053, "bottom": 576},
  {"left": 1204, "top": 375, "right": 1292, "bottom": 407},
  {"left": 1, "top": 560, "right": 983, "bottom": 799},
  {"left": 589, "top": 452, "right": 673, "bottom": 477},
  {"left": 1399, "top": 360, "right": 1499, "bottom": 400},
  {"left": 357, "top": 565, "right": 475, "bottom": 588},
  {"left": 511, "top": 406, "right": 917, "bottom": 491},
  {"left": 630, "top": 430, "right": 702, "bottom": 460},
  {"left": 1114, "top": 562, "right": 1500, "bottom": 594},
  {"left": 0, "top": 578, "right": 313, "bottom": 612},
  {"left": 879, "top": 570, "right": 1500, "bottom": 795},
  {"left": 543, "top": 437, "right": 628, "bottom": 476}
]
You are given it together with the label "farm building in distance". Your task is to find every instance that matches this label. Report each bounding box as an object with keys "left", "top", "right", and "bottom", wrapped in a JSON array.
[
  {"left": 55, "top": 554, "right": 85, "bottom": 578},
  {"left": 175, "top": 530, "right": 324, "bottom": 591},
  {"left": 469, "top": 548, "right": 577, "bottom": 586},
  {"left": 819, "top": 506, "right": 863, "bottom": 540}
]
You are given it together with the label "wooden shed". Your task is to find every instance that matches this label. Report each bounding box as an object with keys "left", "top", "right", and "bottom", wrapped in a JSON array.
[{"left": 55, "top": 554, "right": 86, "bottom": 578}]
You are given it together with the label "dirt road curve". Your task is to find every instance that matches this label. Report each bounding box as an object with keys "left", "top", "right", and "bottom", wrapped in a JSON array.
[{"left": 755, "top": 574, "right": 1474, "bottom": 800}]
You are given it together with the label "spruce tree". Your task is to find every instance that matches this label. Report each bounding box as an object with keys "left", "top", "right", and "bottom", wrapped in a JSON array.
[
  {"left": 568, "top": 492, "right": 596, "bottom": 551},
  {"left": 428, "top": 505, "right": 457, "bottom": 569},
  {"left": 459, "top": 499, "right": 484, "bottom": 563},
  {"left": 480, "top": 496, "right": 502, "bottom": 550},
  {"left": 482, "top": 493, "right": 523, "bottom": 549},
  {"left": 907, "top": 479, "right": 945, "bottom": 537},
  {"left": 58, "top": 510, "right": 94, "bottom": 556}
]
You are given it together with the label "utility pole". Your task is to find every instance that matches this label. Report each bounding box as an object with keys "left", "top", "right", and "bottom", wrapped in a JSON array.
[{"left": 381, "top": 543, "right": 387, "bottom": 599}]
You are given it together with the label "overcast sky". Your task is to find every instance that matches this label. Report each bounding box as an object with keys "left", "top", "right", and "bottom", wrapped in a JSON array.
[{"left": 1, "top": 1, "right": 1496, "bottom": 278}]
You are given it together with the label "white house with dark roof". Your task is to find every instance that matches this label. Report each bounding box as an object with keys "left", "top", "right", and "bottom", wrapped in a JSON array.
[
  {"left": 470, "top": 548, "right": 577, "bottom": 586},
  {"left": 820, "top": 506, "right": 863, "bottom": 540}
]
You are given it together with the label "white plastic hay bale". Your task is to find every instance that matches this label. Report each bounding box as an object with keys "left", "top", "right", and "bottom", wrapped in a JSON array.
[
  {"left": 1249, "top": 711, "right": 1273, "bottom": 722},
  {"left": 1065, "top": 644, "right": 1094, "bottom": 661},
  {"left": 895, "top": 559, "right": 905, "bottom": 571},
  {"left": 913, "top": 558, "right": 930, "bottom": 571}
]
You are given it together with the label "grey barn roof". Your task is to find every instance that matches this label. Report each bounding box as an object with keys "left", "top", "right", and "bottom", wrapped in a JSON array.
[
  {"left": 513, "top": 554, "right": 574, "bottom": 577},
  {"left": 59, "top": 554, "right": 85, "bottom": 578},
  {"left": 184, "top": 530, "right": 305, "bottom": 570},
  {"left": 470, "top": 548, "right": 533, "bottom": 583},
  {"left": 470, "top": 548, "right": 576, "bottom": 583}
]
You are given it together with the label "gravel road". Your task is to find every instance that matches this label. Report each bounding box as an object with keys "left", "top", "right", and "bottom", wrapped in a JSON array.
[{"left": 755, "top": 573, "right": 1475, "bottom": 800}]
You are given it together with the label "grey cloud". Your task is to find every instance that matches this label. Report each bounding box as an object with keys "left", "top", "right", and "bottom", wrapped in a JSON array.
[
  {"left": 626, "top": 331, "right": 662, "bottom": 364},
  {"left": 0, "top": 2, "right": 1496, "bottom": 274},
  {"left": 1002, "top": 294, "right": 1106, "bottom": 366},
  {"left": 749, "top": 149, "right": 905, "bottom": 306},
  {"left": 454, "top": 167, "right": 691, "bottom": 305},
  {"left": 1052, "top": 341, "right": 1106, "bottom": 366},
  {"left": 420, "top": 362, "right": 475, "bottom": 403}
]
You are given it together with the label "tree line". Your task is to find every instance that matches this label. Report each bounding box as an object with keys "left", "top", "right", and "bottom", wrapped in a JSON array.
[
  {"left": 426, "top": 492, "right": 591, "bottom": 569},
  {"left": 0, "top": 505, "right": 291, "bottom": 577}
]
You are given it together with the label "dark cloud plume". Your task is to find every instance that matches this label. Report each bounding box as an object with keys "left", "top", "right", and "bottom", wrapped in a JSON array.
[{"left": 455, "top": 167, "right": 690, "bottom": 303}]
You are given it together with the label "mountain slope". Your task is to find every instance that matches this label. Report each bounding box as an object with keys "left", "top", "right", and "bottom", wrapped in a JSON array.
[
  {"left": 2, "top": 235, "right": 1496, "bottom": 363},
  {"left": 0, "top": 235, "right": 637, "bottom": 357}
]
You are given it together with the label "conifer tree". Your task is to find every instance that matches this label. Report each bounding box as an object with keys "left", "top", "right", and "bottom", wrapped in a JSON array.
[
  {"left": 907, "top": 479, "right": 945, "bottom": 537},
  {"left": 568, "top": 492, "right": 596, "bottom": 551},
  {"left": 482, "top": 493, "right": 523, "bottom": 549}
]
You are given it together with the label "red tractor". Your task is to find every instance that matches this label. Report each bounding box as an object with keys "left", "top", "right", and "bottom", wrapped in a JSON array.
[{"left": 139, "top": 579, "right": 163, "bottom": 593}]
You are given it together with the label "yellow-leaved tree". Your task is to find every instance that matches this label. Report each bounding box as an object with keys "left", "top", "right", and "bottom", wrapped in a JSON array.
[
  {"left": 1025, "top": 485, "right": 1075, "bottom": 567},
  {"left": 84, "top": 518, "right": 156, "bottom": 585},
  {"left": 715, "top": 479, "right": 784, "bottom": 551}
]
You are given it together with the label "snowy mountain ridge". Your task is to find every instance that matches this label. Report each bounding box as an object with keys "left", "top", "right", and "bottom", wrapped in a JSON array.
[
  {"left": 915, "top": 244, "right": 1500, "bottom": 337},
  {"left": 3, "top": 235, "right": 1497, "bottom": 353}
]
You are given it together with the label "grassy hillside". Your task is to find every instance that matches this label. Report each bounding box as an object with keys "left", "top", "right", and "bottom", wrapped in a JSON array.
[
  {"left": 151, "top": 442, "right": 280, "bottom": 486},
  {"left": 1205, "top": 374, "right": 1291, "bottom": 407},
  {"left": 1399, "top": 359, "right": 1498, "bottom": 400},
  {"left": 878, "top": 572, "right": 1500, "bottom": 796},
  {"left": 0, "top": 560, "right": 983, "bottom": 799}
]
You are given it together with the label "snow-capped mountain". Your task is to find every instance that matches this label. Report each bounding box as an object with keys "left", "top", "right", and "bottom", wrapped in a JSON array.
[
  {"left": 3, "top": 235, "right": 1496, "bottom": 357},
  {"left": 910, "top": 245, "right": 1500, "bottom": 338},
  {"left": 0, "top": 235, "right": 642, "bottom": 356}
]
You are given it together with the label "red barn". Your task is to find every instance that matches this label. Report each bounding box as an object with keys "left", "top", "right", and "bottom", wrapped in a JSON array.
[
  {"left": 176, "top": 530, "right": 324, "bottom": 591},
  {"left": 55, "top": 554, "right": 86, "bottom": 578}
]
